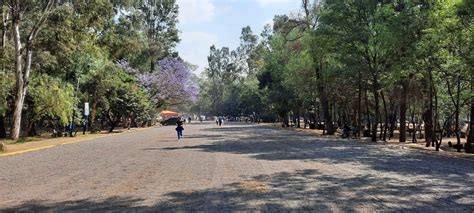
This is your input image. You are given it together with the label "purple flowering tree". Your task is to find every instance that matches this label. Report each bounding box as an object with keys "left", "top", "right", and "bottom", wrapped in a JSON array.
[
  {"left": 116, "top": 59, "right": 140, "bottom": 75},
  {"left": 118, "top": 58, "right": 199, "bottom": 108}
]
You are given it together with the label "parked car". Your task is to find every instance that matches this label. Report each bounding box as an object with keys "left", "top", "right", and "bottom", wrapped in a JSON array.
[{"left": 161, "top": 117, "right": 179, "bottom": 126}]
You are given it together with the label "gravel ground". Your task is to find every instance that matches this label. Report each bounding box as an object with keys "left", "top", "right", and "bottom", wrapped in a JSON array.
[{"left": 0, "top": 122, "right": 473, "bottom": 212}]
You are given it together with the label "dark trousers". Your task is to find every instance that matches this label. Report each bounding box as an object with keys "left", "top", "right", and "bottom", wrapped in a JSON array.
[{"left": 177, "top": 129, "right": 183, "bottom": 139}]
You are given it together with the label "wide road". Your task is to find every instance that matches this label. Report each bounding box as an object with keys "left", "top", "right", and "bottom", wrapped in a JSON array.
[{"left": 0, "top": 122, "right": 473, "bottom": 212}]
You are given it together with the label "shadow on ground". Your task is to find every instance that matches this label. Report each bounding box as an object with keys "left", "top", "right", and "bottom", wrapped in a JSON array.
[
  {"left": 5, "top": 169, "right": 473, "bottom": 211},
  {"left": 171, "top": 124, "right": 474, "bottom": 183},
  {"left": 5, "top": 124, "right": 473, "bottom": 211}
]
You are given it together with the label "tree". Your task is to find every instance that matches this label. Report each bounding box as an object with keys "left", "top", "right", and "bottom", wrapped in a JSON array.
[
  {"left": 131, "top": 58, "right": 198, "bottom": 109},
  {"left": 27, "top": 74, "right": 74, "bottom": 136},
  {"left": 0, "top": 72, "right": 12, "bottom": 138},
  {"left": 454, "top": 0, "right": 473, "bottom": 153},
  {"left": 9, "top": 0, "right": 57, "bottom": 140},
  {"left": 321, "top": 1, "right": 399, "bottom": 141},
  {"left": 258, "top": 34, "right": 295, "bottom": 125},
  {"left": 0, "top": 0, "right": 187, "bottom": 139},
  {"left": 133, "top": 0, "right": 180, "bottom": 71},
  {"left": 103, "top": 83, "right": 150, "bottom": 132}
]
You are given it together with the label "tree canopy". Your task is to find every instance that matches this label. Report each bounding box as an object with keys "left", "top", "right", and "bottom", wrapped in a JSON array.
[
  {"left": 194, "top": 0, "right": 474, "bottom": 153},
  {"left": 0, "top": 0, "right": 196, "bottom": 138}
]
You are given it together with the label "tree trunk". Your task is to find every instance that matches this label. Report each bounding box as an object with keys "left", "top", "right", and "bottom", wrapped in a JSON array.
[
  {"left": 424, "top": 69, "right": 435, "bottom": 147},
  {"left": 379, "top": 110, "right": 383, "bottom": 141},
  {"left": 0, "top": 115, "right": 6, "bottom": 138},
  {"left": 399, "top": 80, "right": 408, "bottom": 142},
  {"left": 371, "top": 74, "right": 379, "bottom": 142},
  {"left": 433, "top": 74, "right": 439, "bottom": 147},
  {"left": 297, "top": 110, "right": 301, "bottom": 128},
  {"left": 412, "top": 120, "right": 417, "bottom": 143},
  {"left": 303, "top": 116, "right": 307, "bottom": 129},
  {"left": 436, "top": 130, "right": 443, "bottom": 151},
  {"left": 466, "top": 102, "right": 474, "bottom": 153},
  {"left": 91, "top": 92, "right": 97, "bottom": 132},
  {"left": 27, "top": 119, "right": 37, "bottom": 137},
  {"left": 1, "top": 3, "right": 7, "bottom": 48},
  {"left": 381, "top": 91, "right": 388, "bottom": 141},
  {"left": 316, "top": 63, "right": 334, "bottom": 135},
  {"left": 455, "top": 75, "right": 461, "bottom": 152},
  {"left": 0, "top": 4, "right": 6, "bottom": 139},
  {"left": 365, "top": 86, "right": 371, "bottom": 137},
  {"left": 109, "top": 119, "right": 118, "bottom": 133},
  {"left": 423, "top": 107, "right": 434, "bottom": 147},
  {"left": 107, "top": 111, "right": 121, "bottom": 133},
  {"left": 9, "top": 8, "right": 24, "bottom": 140},
  {"left": 357, "top": 70, "right": 362, "bottom": 137},
  {"left": 316, "top": 102, "right": 320, "bottom": 125},
  {"left": 436, "top": 117, "right": 451, "bottom": 151},
  {"left": 389, "top": 106, "right": 397, "bottom": 139},
  {"left": 9, "top": 0, "right": 55, "bottom": 140},
  {"left": 466, "top": 75, "right": 474, "bottom": 153}
]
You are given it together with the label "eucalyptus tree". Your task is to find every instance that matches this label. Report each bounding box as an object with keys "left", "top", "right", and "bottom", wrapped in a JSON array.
[
  {"left": 321, "top": 0, "right": 400, "bottom": 141},
  {"left": 204, "top": 45, "right": 233, "bottom": 115},
  {"left": 258, "top": 34, "right": 295, "bottom": 125},
  {"left": 137, "top": 0, "right": 180, "bottom": 71},
  {"left": 386, "top": 1, "right": 429, "bottom": 142},
  {"left": 8, "top": 0, "right": 58, "bottom": 140},
  {"left": 453, "top": 0, "right": 473, "bottom": 153},
  {"left": 435, "top": 4, "right": 470, "bottom": 151},
  {"left": 263, "top": 0, "right": 337, "bottom": 132}
]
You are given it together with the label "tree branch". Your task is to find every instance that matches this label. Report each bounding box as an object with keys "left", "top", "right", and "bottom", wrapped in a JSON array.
[{"left": 27, "top": 0, "right": 54, "bottom": 43}]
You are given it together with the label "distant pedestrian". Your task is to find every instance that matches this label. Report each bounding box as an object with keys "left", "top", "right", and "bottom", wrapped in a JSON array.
[
  {"left": 176, "top": 117, "right": 184, "bottom": 140},
  {"left": 218, "top": 117, "right": 222, "bottom": 126}
]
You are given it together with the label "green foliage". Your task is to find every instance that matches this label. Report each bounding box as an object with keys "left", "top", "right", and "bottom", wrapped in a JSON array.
[
  {"left": 258, "top": 34, "right": 295, "bottom": 116},
  {"left": 0, "top": 73, "right": 13, "bottom": 115},
  {"left": 1, "top": 0, "right": 473, "bottom": 141},
  {"left": 196, "top": 26, "right": 268, "bottom": 117},
  {"left": 28, "top": 74, "right": 74, "bottom": 125},
  {"left": 0, "top": 0, "right": 181, "bottom": 137},
  {"left": 194, "top": 0, "right": 474, "bottom": 143}
]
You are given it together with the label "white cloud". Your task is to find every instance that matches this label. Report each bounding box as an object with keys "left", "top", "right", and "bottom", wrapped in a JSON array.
[
  {"left": 255, "top": 0, "right": 296, "bottom": 7},
  {"left": 177, "top": 31, "right": 219, "bottom": 74},
  {"left": 177, "top": 0, "right": 215, "bottom": 24},
  {"left": 262, "top": 18, "right": 274, "bottom": 26}
]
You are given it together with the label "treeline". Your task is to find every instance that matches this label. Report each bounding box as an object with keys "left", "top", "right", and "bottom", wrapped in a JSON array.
[
  {"left": 195, "top": 0, "right": 474, "bottom": 153},
  {"left": 0, "top": 0, "right": 196, "bottom": 140}
]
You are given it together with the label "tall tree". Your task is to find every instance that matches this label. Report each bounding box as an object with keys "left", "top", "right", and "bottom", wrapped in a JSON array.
[
  {"left": 140, "top": 0, "right": 179, "bottom": 71},
  {"left": 456, "top": 0, "right": 474, "bottom": 153},
  {"left": 321, "top": 0, "right": 398, "bottom": 141},
  {"left": 9, "top": 0, "right": 56, "bottom": 140}
]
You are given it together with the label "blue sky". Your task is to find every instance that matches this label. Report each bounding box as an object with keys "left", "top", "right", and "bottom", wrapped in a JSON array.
[{"left": 176, "top": 0, "right": 301, "bottom": 74}]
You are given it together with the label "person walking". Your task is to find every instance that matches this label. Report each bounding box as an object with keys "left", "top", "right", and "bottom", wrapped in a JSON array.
[{"left": 176, "top": 117, "right": 184, "bottom": 140}]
